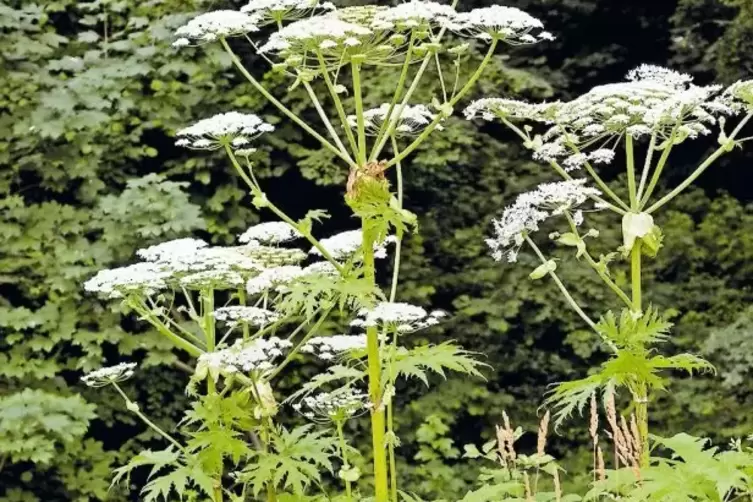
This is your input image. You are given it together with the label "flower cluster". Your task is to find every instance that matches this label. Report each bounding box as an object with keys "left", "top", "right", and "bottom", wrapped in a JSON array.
[
  {"left": 239, "top": 222, "right": 302, "bottom": 245},
  {"left": 85, "top": 238, "right": 269, "bottom": 299},
  {"left": 311, "top": 230, "right": 396, "bottom": 261},
  {"left": 467, "top": 65, "right": 736, "bottom": 169},
  {"left": 293, "top": 388, "right": 370, "bottom": 422},
  {"left": 259, "top": 14, "right": 375, "bottom": 59},
  {"left": 214, "top": 306, "right": 281, "bottom": 327},
  {"left": 174, "top": 11, "right": 259, "bottom": 47},
  {"left": 196, "top": 337, "right": 292, "bottom": 377},
  {"left": 175, "top": 112, "right": 274, "bottom": 151},
  {"left": 241, "top": 0, "right": 335, "bottom": 25},
  {"left": 81, "top": 362, "right": 137, "bottom": 388},
  {"left": 84, "top": 262, "right": 174, "bottom": 299},
  {"left": 236, "top": 243, "right": 308, "bottom": 267},
  {"left": 348, "top": 104, "right": 441, "bottom": 136},
  {"left": 448, "top": 5, "right": 552, "bottom": 45},
  {"left": 301, "top": 334, "right": 368, "bottom": 360},
  {"left": 246, "top": 265, "right": 306, "bottom": 295},
  {"left": 371, "top": 1, "right": 457, "bottom": 31},
  {"left": 486, "top": 179, "right": 601, "bottom": 263},
  {"left": 464, "top": 98, "right": 559, "bottom": 123},
  {"left": 351, "top": 302, "right": 446, "bottom": 333}
]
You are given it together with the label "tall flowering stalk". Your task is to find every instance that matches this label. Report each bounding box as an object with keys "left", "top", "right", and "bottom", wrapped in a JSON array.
[
  {"left": 84, "top": 2, "right": 550, "bottom": 501},
  {"left": 468, "top": 65, "right": 753, "bottom": 463}
]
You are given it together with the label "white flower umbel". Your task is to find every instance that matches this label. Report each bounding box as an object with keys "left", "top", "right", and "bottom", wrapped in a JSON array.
[
  {"left": 448, "top": 5, "right": 552, "bottom": 45},
  {"left": 241, "top": 0, "right": 335, "bottom": 25},
  {"left": 197, "top": 337, "right": 293, "bottom": 378},
  {"left": 138, "top": 241, "right": 264, "bottom": 277},
  {"left": 464, "top": 98, "right": 559, "bottom": 123},
  {"left": 352, "top": 302, "right": 447, "bottom": 333},
  {"left": 310, "top": 230, "right": 396, "bottom": 261},
  {"left": 174, "top": 10, "right": 259, "bottom": 46},
  {"left": 239, "top": 221, "right": 302, "bottom": 245},
  {"left": 540, "top": 65, "right": 730, "bottom": 165},
  {"left": 302, "top": 261, "right": 340, "bottom": 276},
  {"left": 214, "top": 306, "right": 281, "bottom": 327},
  {"left": 175, "top": 112, "right": 274, "bottom": 151},
  {"left": 84, "top": 262, "right": 172, "bottom": 299},
  {"left": 371, "top": 1, "right": 457, "bottom": 31},
  {"left": 259, "top": 15, "right": 372, "bottom": 55},
  {"left": 81, "top": 362, "right": 137, "bottom": 388},
  {"left": 180, "top": 269, "right": 245, "bottom": 290},
  {"left": 137, "top": 238, "right": 209, "bottom": 262},
  {"left": 486, "top": 179, "right": 601, "bottom": 262},
  {"left": 293, "top": 388, "right": 370, "bottom": 422},
  {"left": 235, "top": 243, "right": 308, "bottom": 267},
  {"left": 348, "top": 104, "right": 442, "bottom": 136},
  {"left": 301, "top": 334, "right": 368, "bottom": 360},
  {"left": 246, "top": 265, "right": 305, "bottom": 295}
]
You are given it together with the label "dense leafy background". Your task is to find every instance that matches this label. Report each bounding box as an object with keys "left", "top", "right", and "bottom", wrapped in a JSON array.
[{"left": 2, "top": 0, "right": 753, "bottom": 499}]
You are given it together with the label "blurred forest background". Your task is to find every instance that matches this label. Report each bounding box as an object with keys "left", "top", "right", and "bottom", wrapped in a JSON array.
[{"left": 3, "top": 0, "right": 753, "bottom": 500}]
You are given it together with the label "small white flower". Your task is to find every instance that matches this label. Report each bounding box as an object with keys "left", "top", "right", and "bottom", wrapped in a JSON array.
[
  {"left": 354, "top": 302, "right": 446, "bottom": 332},
  {"left": 239, "top": 222, "right": 302, "bottom": 245},
  {"left": 246, "top": 265, "right": 304, "bottom": 295},
  {"left": 214, "top": 306, "right": 281, "bottom": 327},
  {"left": 348, "top": 103, "right": 442, "bottom": 136},
  {"left": 180, "top": 269, "right": 245, "bottom": 290},
  {"left": 197, "top": 337, "right": 293, "bottom": 377},
  {"left": 84, "top": 262, "right": 172, "bottom": 299},
  {"left": 448, "top": 6, "right": 550, "bottom": 45},
  {"left": 241, "top": 0, "right": 335, "bottom": 25},
  {"left": 486, "top": 179, "right": 601, "bottom": 262},
  {"left": 464, "top": 98, "right": 559, "bottom": 122},
  {"left": 371, "top": 1, "right": 457, "bottom": 31},
  {"left": 310, "top": 230, "right": 396, "bottom": 261},
  {"left": 137, "top": 238, "right": 209, "bottom": 262},
  {"left": 260, "top": 16, "right": 372, "bottom": 55},
  {"left": 174, "top": 10, "right": 259, "bottom": 45},
  {"left": 82, "top": 362, "right": 137, "bottom": 387},
  {"left": 176, "top": 112, "right": 274, "bottom": 151},
  {"left": 301, "top": 334, "right": 368, "bottom": 359},
  {"left": 295, "top": 388, "right": 370, "bottom": 422}
]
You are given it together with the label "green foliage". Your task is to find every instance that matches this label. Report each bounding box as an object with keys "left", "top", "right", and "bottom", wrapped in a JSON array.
[
  {"left": 587, "top": 434, "right": 753, "bottom": 501},
  {"left": 239, "top": 425, "right": 337, "bottom": 496},
  {"left": 0, "top": 389, "right": 95, "bottom": 464}
]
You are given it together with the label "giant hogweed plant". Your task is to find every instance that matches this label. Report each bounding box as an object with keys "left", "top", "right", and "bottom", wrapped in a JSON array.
[
  {"left": 80, "top": 1, "right": 753, "bottom": 500},
  {"left": 459, "top": 66, "right": 753, "bottom": 499},
  {"left": 81, "top": 1, "right": 550, "bottom": 501}
]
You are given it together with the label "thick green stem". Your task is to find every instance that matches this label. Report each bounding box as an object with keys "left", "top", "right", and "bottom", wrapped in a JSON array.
[
  {"left": 386, "top": 136, "right": 404, "bottom": 502},
  {"left": 238, "top": 289, "right": 250, "bottom": 341},
  {"left": 362, "top": 222, "right": 389, "bottom": 502},
  {"left": 625, "top": 135, "right": 638, "bottom": 210},
  {"left": 220, "top": 38, "right": 357, "bottom": 169},
  {"left": 630, "top": 243, "right": 649, "bottom": 465},
  {"left": 352, "top": 62, "right": 367, "bottom": 165}
]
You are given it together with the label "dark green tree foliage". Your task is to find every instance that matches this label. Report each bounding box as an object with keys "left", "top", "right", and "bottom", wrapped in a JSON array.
[{"left": 3, "top": 0, "right": 753, "bottom": 500}]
